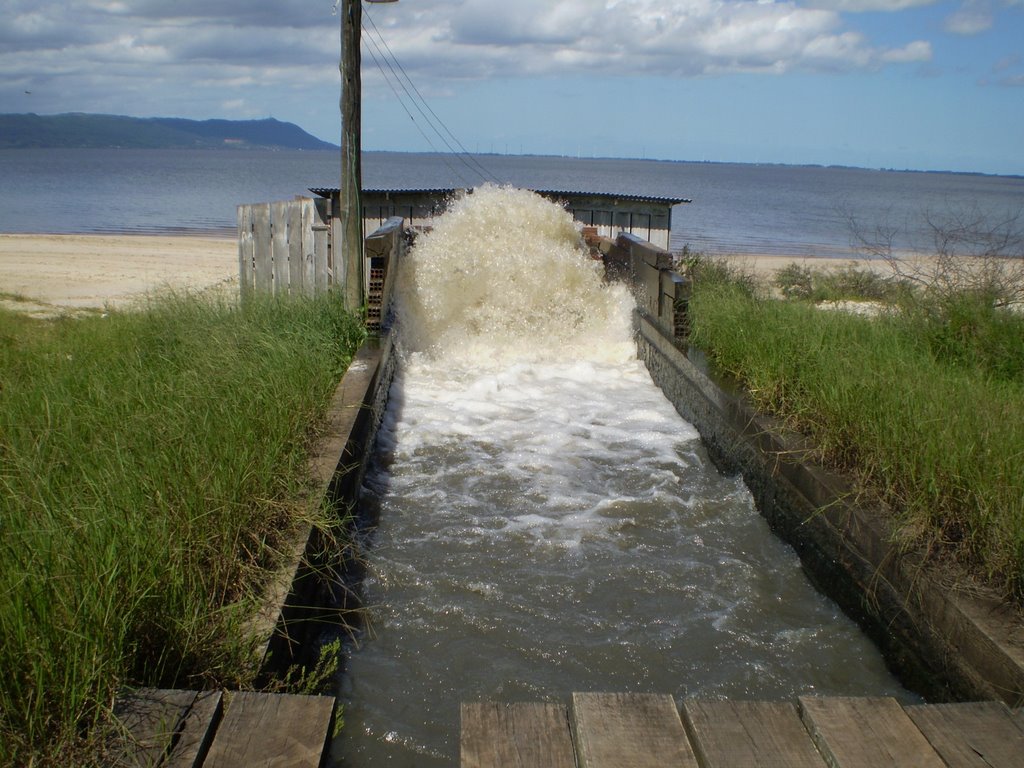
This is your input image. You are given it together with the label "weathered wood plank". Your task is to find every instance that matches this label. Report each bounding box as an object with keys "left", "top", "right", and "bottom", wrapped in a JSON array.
[
  {"left": 271, "top": 200, "right": 290, "bottom": 296},
  {"left": 905, "top": 701, "right": 1024, "bottom": 768},
  {"left": 165, "top": 690, "right": 222, "bottom": 768},
  {"left": 799, "top": 696, "right": 945, "bottom": 768},
  {"left": 329, "top": 214, "right": 343, "bottom": 293},
  {"left": 203, "top": 692, "right": 335, "bottom": 768},
  {"left": 288, "top": 200, "right": 304, "bottom": 295},
  {"left": 571, "top": 692, "right": 698, "bottom": 768},
  {"left": 682, "top": 699, "right": 826, "bottom": 768},
  {"left": 302, "top": 198, "right": 317, "bottom": 294},
  {"left": 109, "top": 688, "right": 197, "bottom": 767},
  {"left": 253, "top": 204, "right": 273, "bottom": 294},
  {"left": 237, "top": 205, "right": 254, "bottom": 302},
  {"left": 314, "top": 198, "right": 331, "bottom": 293},
  {"left": 460, "top": 702, "right": 575, "bottom": 768}
]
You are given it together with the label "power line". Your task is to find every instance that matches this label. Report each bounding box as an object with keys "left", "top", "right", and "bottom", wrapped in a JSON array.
[
  {"left": 362, "top": 5, "right": 502, "bottom": 185},
  {"left": 361, "top": 34, "right": 476, "bottom": 187}
]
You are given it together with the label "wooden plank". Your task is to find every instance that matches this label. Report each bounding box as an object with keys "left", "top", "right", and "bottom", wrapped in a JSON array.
[
  {"left": 799, "top": 696, "right": 945, "bottom": 768},
  {"left": 328, "top": 213, "right": 343, "bottom": 292},
  {"left": 165, "top": 690, "right": 222, "bottom": 768},
  {"left": 203, "top": 691, "right": 335, "bottom": 768},
  {"left": 682, "top": 699, "right": 826, "bottom": 768},
  {"left": 237, "top": 205, "right": 254, "bottom": 302},
  {"left": 110, "top": 688, "right": 197, "bottom": 767},
  {"left": 314, "top": 198, "right": 331, "bottom": 293},
  {"left": 460, "top": 702, "right": 575, "bottom": 768},
  {"left": 302, "top": 198, "right": 317, "bottom": 294},
  {"left": 253, "top": 204, "right": 273, "bottom": 294},
  {"left": 271, "top": 200, "right": 290, "bottom": 296},
  {"left": 905, "top": 701, "right": 1024, "bottom": 768},
  {"left": 571, "top": 692, "right": 698, "bottom": 768},
  {"left": 288, "top": 200, "right": 304, "bottom": 295}
]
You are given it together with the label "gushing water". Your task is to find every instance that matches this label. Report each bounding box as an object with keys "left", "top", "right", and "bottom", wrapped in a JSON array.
[{"left": 332, "top": 186, "right": 907, "bottom": 767}]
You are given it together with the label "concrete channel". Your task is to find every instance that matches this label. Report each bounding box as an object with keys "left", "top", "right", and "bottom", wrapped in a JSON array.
[
  {"left": 265, "top": 224, "right": 1022, "bottom": 731},
  {"left": 116, "top": 219, "right": 1021, "bottom": 767}
]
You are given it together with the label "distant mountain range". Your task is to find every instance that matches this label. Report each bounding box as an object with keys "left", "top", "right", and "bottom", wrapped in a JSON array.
[{"left": 0, "top": 113, "right": 338, "bottom": 150}]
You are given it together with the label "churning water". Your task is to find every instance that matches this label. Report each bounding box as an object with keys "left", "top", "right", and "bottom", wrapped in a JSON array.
[{"left": 332, "top": 186, "right": 909, "bottom": 767}]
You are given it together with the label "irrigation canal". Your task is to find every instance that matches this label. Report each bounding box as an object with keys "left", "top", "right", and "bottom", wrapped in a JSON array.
[{"left": 329, "top": 187, "right": 913, "bottom": 767}]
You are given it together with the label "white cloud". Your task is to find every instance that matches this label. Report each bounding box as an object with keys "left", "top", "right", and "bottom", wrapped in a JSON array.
[
  {"left": 0, "top": 0, "right": 935, "bottom": 124},
  {"left": 369, "top": 0, "right": 933, "bottom": 79},
  {"left": 880, "top": 40, "right": 933, "bottom": 62},
  {"left": 798, "top": 0, "right": 936, "bottom": 10},
  {"left": 944, "top": 0, "right": 995, "bottom": 34}
]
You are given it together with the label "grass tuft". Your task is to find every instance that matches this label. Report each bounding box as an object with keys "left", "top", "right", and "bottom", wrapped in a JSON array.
[
  {"left": 689, "top": 269, "right": 1024, "bottom": 598},
  {"left": 0, "top": 291, "right": 364, "bottom": 765}
]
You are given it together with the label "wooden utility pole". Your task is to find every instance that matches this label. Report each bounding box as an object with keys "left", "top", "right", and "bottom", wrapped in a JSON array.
[{"left": 340, "top": 0, "right": 364, "bottom": 312}]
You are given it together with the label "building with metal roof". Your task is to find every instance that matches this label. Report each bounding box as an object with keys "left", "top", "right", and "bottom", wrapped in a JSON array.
[{"left": 308, "top": 187, "right": 690, "bottom": 250}]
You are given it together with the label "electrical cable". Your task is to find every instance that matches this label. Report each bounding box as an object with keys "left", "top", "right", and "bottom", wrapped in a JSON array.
[
  {"left": 361, "top": 36, "right": 475, "bottom": 187},
  {"left": 362, "top": 4, "right": 503, "bottom": 185}
]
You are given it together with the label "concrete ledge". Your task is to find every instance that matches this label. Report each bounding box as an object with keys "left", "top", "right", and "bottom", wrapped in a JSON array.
[
  {"left": 636, "top": 310, "right": 1024, "bottom": 706},
  {"left": 254, "top": 331, "right": 397, "bottom": 681}
]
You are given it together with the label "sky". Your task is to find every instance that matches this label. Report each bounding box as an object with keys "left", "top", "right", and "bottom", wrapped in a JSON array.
[{"left": 1, "top": 0, "right": 1022, "bottom": 175}]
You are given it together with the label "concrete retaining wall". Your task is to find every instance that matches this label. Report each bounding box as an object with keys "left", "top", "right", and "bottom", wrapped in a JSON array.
[{"left": 632, "top": 277, "right": 1024, "bottom": 706}]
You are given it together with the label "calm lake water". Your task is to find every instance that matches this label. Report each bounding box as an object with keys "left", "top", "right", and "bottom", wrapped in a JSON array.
[{"left": 2, "top": 148, "right": 1021, "bottom": 257}]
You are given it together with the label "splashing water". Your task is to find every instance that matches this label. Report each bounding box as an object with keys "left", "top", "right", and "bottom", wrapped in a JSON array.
[
  {"left": 394, "top": 184, "right": 634, "bottom": 363},
  {"left": 334, "top": 186, "right": 909, "bottom": 767}
]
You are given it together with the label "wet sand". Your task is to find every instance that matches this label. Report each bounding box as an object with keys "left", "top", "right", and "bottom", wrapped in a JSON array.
[{"left": 0, "top": 233, "right": 237, "bottom": 317}]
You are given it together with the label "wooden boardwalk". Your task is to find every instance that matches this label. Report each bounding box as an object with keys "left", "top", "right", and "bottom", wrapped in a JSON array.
[
  {"left": 109, "top": 689, "right": 336, "bottom": 768},
  {"left": 461, "top": 693, "right": 1024, "bottom": 768}
]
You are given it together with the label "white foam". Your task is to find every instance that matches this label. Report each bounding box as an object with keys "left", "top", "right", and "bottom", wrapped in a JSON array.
[{"left": 394, "top": 184, "right": 635, "bottom": 365}]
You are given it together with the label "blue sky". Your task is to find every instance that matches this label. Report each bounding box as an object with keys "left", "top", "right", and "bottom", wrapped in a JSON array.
[{"left": 1, "top": 0, "right": 1022, "bottom": 175}]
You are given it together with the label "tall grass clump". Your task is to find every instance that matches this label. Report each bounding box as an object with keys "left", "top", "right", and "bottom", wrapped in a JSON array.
[
  {"left": 688, "top": 269, "right": 1024, "bottom": 598},
  {"left": 0, "top": 292, "right": 364, "bottom": 765}
]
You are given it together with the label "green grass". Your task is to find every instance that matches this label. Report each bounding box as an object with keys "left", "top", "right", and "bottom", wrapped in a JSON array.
[
  {"left": 0, "top": 292, "right": 364, "bottom": 765},
  {"left": 688, "top": 270, "right": 1024, "bottom": 598}
]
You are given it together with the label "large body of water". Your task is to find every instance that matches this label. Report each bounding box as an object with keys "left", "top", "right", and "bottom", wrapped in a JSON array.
[
  {"left": 2, "top": 148, "right": 1021, "bottom": 257},
  {"left": 331, "top": 187, "right": 910, "bottom": 768}
]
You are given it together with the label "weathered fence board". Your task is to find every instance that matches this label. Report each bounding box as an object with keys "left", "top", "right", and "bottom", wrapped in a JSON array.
[
  {"left": 288, "top": 200, "right": 304, "bottom": 294},
  {"left": 271, "top": 200, "right": 290, "bottom": 293},
  {"left": 682, "top": 699, "right": 826, "bottom": 768},
  {"left": 311, "top": 199, "right": 327, "bottom": 292},
  {"left": 461, "top": 702, "right": 576, "bottom": 768},
  {"left": 800, "top": 696, "right": 945, "bottom": 768},
  {"left": 252, "top": 204, "right": 273, "bottom": 294},
  {"left": 571, "top": 693, "right": 698, "bottom": 768},
  {"left": 203, "top": 692, "right": 334, "bottom": 768},
  {"left": 110, "top": 688, "right": 222, "bottom": 768},
  {"left": 905, "top": 702, "right": 1024, "bottom": 768},
  {"left": 237, "top": 206, "right": 254, "bottom": 303},
  {"left": 237, "top": 198, "right": 333, "bottom": 299}
]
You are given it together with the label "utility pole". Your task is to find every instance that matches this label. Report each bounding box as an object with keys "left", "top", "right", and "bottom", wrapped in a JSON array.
[
  {"left": 339, "top": 0, "right": 363, "bottom": 312},
  {"left": 340, "top": 0, "right": 397, "bottom": 313}
]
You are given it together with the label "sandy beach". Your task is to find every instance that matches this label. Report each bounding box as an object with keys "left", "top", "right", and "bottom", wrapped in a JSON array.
[
  {"left": 0, "top": 233, "right": 237, "bottom": 317},
  {"left": 0, "top": 232, "right": 895, "bottom": 319}
]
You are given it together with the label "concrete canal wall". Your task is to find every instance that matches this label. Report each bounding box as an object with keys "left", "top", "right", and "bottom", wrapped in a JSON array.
[
  {"left": 260, "top": 223, "right": 1023, "bottom": 706},
  {"left": 620, "top": 233, "right": 1024, "bottom": 706}
]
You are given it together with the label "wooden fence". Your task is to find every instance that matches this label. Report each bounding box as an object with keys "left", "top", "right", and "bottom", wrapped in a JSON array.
[{"left": 237, "top": 197, "right": 336, "bottom": 300}]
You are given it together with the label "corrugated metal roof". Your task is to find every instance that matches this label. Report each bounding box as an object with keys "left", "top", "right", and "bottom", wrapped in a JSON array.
[
  {"left": 309, "top": 187, "right": 461, "bottom": 198},
  {"left": 533, "top": 189, "right": 691, "bottom": 205},
  {"left": 309, "top": 187, "right": 691, "bottom": 205}
]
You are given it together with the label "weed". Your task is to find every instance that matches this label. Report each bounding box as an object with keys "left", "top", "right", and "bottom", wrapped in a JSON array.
[
  {"left": 689, "top": 268, "right": 1024, "bottom": 598},
  {"left": 0, "top": 291, "right": 364, "bottom": 764}
]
